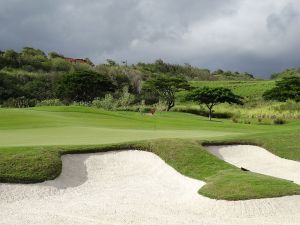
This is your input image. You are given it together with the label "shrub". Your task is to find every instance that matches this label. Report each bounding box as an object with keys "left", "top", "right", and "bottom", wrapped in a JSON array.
[
  {"left": 92, "top": 94, "right": 117, "bottom": 110},
  {"left": 232, "top": 116, "right": 239, "bottom": 123},
  {"left": 138, "top": 100, "right": 147, "bottom": 113},
  {"left": 117, "top": 86, "right": 135, "bottom": 110},
  {"left": 154, "top": 100, "right": 167, "bottom": 112},
  {"left": 37, "top": 99, "right": 63, "bottom": 106},
  {"left": 3, "top": 97, "right": 36, "bottom": 108},
  {"left": 273, "top": 118, "right": 286, "bottom": 125}
]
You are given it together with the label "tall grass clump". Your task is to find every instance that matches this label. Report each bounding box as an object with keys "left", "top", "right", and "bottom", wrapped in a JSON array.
[
  {"left": 213, "top": 100, "right": 300, "bottom": 124},
  {"left": 92, "top": 86, "right": 135, "bottom": 111},
  {"left": 117, "top": 86, "right": 135, "bottom": 110},
  {"left": 92, "top": 94, "right": 117, "bottom": 110}
]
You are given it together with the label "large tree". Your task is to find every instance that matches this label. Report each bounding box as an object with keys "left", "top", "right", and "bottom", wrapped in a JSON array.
[
  {"left": 57, "top": 70, "right": 115, "bottom": 103},
  {"left": 263, "top": 76, "right": 300, "bottom": 102},
  {"left": 0, "top": 72, "right": 22, "bottom": 104},
  {"left": 186, "top": 87, "right": 243, "bottom": 120},
  {"left": 143, "top": 75, "right": 190, "bottom": 111}
]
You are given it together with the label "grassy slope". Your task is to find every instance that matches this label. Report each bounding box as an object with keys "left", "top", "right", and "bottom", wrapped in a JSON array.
[
  {"left": 190, "top": 80, "right": 276, "bottom": 98},
  {"left": 0, "top": 106, "right": 300, "bottom": 200}
]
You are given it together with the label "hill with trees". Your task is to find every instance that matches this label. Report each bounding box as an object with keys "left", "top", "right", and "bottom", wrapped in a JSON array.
[{"left": 271, "top": 68, "right": 300, "bottom": 79}]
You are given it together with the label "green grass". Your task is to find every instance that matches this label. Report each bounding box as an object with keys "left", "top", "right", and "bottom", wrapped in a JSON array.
[
  {"left": 0, "top": 106, "right": 300, "bottom": 200},
  {"left": 0, "top": 106, "right": 271, "bottom": 147},
  {"left": 176, "top": 80, "right": 275, "bottom": 101},
  {"left": 189, "top": 80, "right": 275, "bottom": 98}
]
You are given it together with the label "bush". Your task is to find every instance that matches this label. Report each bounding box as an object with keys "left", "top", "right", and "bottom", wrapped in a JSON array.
[
  {"left": 92, "top": 94, "right": 117, "bottom": 110},
  {"left": 36, "top": 99, "right": 63, "bottom": 106},
  {"left": 232, "top": 116, "right": 239, "bottom": 123},
  {"left": 117, "top": 86, "right": 135, "bottom": 110},
  {"left": 153, "top": 100, "right": 167, "bottom": 112},
  {"left": 273, "top": 118, "right": 286, "bottom": 125},
  {"left": 138, "top": 100, "right": 147, "bottom": 113},
  {"left": 2, "top": 97, "right": 36, "bottom": 108}
]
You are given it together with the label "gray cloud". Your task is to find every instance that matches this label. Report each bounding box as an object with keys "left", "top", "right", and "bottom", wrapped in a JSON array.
[{"left": 0, "top": 0, "right": 300, "bottom": 78}]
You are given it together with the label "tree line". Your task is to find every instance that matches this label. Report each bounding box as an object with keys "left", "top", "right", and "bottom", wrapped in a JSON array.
[{"left": 1, "top": 47, "right": 299, "bottom": 120}]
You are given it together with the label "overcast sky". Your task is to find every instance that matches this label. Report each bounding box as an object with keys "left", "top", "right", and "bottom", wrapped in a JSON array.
[{"left": 0, "top": 0, "right": 300, "bottom": 78}]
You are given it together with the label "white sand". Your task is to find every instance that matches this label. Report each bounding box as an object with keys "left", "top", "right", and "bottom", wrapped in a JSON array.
[
  {"left": 0, "top": 148, "right": 300, "bottom": 225},
  {"left": 206, "top": 145, "right": 300, "bottom": 184}
]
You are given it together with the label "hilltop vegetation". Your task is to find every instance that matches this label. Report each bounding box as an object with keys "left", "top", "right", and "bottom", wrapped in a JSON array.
[
  {"left": 271, "top": 68, "right": 300, "bottom": 79},
  {"left": 0, "top": 47, "right": 255, "bottom": 108}
]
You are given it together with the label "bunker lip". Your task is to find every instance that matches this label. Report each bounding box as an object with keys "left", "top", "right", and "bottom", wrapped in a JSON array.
[{"left": 1, "top": 150, "right": 300, "bottom": 225}]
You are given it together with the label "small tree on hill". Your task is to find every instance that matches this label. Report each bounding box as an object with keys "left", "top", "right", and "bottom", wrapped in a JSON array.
[
  {"left": 263, "top": 76, "right": 300, "bottom": 102},
  {"left": 143, "top": 75, "right": 190, "bottom": 111},
  {"left": 186, "top": 87, "right": 243, "bottom": 120}
]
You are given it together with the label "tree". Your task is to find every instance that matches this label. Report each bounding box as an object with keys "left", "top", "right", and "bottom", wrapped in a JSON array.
[
  {"left": 143, "top": 75, "right": 190, "bottom": 111},
  {"left": 263, "top": 76, "right": 300, "bottom": 102},
  {"left": 3, "top": 49, "right": 20, "bottom": 68},
  {"left": 84, "top": 58, "right": 94, "bottom": 67},
  {"left": 48, "top": 52, "right": 65, "bottom": 59},
  {"left": 57, "top": 70, "right": 115, "bottom": 103},
  {"left": 0, "top": 72, "right": 22, "bottom": 103},
  {"left": 21, "top": 47, "right": 46, "bottom": 58},
  {"left": 106, "top": 59, "right": 117, "bottom": 66},
  {"left": 51, "top": 58, "right": 72, "bottom": 72},
  {"left": 186, "top": 87, "right": 243, "bottom": 120},
  {"left": 22, "top": 74, "right": 57, "bottom": 100}
]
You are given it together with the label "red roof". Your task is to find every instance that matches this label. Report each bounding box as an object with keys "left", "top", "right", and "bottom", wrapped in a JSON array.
[{"left": 64, "top": 57, "right": 87, "bottom": 64}]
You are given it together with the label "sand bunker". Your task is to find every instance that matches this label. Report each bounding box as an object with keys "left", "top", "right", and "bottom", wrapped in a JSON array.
[
  {"left": 206, "top": 145, "right": 300, "bottom": 184},
  {"left": 1, "top": 149, "right": 300, "bottom": 225}
]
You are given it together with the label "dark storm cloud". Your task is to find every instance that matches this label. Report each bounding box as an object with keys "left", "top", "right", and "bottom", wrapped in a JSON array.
[
  {"left": 0, "top": 0, "right": 300, "bottom": 77},
  {"left": 267, "top": 3, "right": 299, "bottom": 34}
]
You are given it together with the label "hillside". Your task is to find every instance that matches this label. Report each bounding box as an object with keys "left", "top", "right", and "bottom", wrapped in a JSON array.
[
  {"left": 190, "top": 80, "right": 275, "bottom": 98},
  {"left": 271, "top": 68, "right": 300, "bottom": 79}
]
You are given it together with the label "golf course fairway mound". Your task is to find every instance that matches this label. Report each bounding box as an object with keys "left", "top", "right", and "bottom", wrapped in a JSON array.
[
  {"left": 206, "top": 145, "right": 300, "bottom": 185},
  {"left": 1, "top": 149, "right": 300, "bottom": 225}
]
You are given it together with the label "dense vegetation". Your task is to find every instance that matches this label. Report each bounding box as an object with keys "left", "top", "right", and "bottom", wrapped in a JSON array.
[
  {"left": 271, "top": 67, "right": 300, "bottom": 79},
  {"left": 0, "top": 47, "right": 256, "bottom": 107},
  {"left": 263, "top": 77, "right": 300, "bottom": 102}
]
